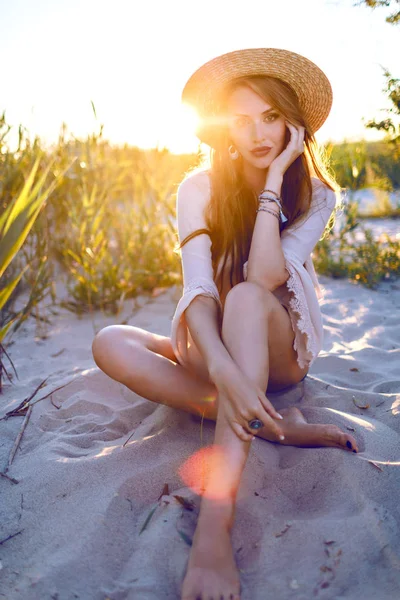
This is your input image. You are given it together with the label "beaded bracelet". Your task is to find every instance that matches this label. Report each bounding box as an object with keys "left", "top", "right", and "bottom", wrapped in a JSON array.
[
  {"left": 259, "top": 192, "right": 282, "bottom": 203},
  {"left": 256, "top": 206, "right": 280, "bottom": 221},
  {"left": 260, "top": 188, "right": 281, "bottom": 199},
  {"left": 259, "top": 198, "right": 282, "bottom": 211},
  {"left": 259, "top": 197, "right": 280, "bottom": 205},
  {"left": 259, "top": 193, "right": 283, "bottom": 208}
]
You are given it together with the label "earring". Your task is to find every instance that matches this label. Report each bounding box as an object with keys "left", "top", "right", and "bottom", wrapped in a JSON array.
[{"left": 228, "top": 144, "right": 239, "bottom": 160}]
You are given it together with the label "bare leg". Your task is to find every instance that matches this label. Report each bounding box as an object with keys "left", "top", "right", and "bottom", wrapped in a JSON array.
[
  {"left": 179, "top": 282, "right": 358, "bottom": 600},
  {"left": 92, "top": 292, "right": 359, "bottom": 600},
  {"left": 179, "top": 282, "right": 359, "bottom": 600},
  {"left": 92, "top": 325, "right": 359, "bottom": 454},
  {"left": 180, "top": 284, "right": 282, "bottom": 599}
]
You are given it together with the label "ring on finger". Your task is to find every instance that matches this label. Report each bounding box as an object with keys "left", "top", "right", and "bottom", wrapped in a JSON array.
[{"left": 248, "top": 418, "right": 264, "bottom": 430}]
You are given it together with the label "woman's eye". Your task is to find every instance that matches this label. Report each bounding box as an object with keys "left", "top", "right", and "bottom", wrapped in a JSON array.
[{"left": 264, "top": 113, "right": 279, "bottom": 122}]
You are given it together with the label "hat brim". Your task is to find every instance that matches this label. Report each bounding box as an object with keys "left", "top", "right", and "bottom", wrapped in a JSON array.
[{"left": 182, "top": 48, "right": 333, "bottom": 147}]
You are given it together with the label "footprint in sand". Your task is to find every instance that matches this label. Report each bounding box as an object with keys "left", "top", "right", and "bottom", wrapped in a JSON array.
[
  {"left": 37, "top": 394, "right": 137, "bottom": 456},
  {"left": 372, "top": 380, "right": 400, "bottom": 394}
]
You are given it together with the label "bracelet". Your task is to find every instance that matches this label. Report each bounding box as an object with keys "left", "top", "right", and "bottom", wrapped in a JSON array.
[
  {"left": 258, "top": 193, "right": 287, "bottom": 224},
  {"left": 261, "top": 188, "right": 280, "bottom": 199},
  {"left": 259, "top": 193, "right": 283, "bottom": 206},
  {"left": 260, "top": 191, "right": 282, "bottom": 202},
  {"left": 259, "top": 198, "right": 280, "bottom": 205},
  {"left": 256, "top": 206, "right": 280, "bottom": 221},
  {"left": 259, "top": 198, "right": 282, "bottom": 211}
]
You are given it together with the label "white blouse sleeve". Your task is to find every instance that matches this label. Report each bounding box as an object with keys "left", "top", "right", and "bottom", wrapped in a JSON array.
[
  {"left": 279, "top": 179, "right": 337, "bottom": 268},
  {"left": 243, "top": 178, "right": 337, "bottom": 279},
  {"left": 241, "top": 179, "right": 338, "bottom": 369},
  {"left": 170, "top": 171, "right": 222, "bottom": 366}
]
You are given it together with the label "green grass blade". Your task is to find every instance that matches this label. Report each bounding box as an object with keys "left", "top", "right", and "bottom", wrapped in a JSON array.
[
  {"left": 0, "top": 318, "right": 17, "bottom": 343},
  {"left": 1, "top": 156, "right": 42, "bottom": 235},
  {"left": 0, "top": 265, "right": 29, "bottom": 310},
  {"left": 0, "top": 199, "right": 15, "bottom": 234},
  {"left": 0, "top": 202, "right": 47, "bottom": 278},
  {"left": 0, "top": 158, "right": 75, "bottom": 278}
]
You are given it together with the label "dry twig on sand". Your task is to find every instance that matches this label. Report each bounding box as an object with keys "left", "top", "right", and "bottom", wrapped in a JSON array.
[
  {"left": 1, "top": 377, "right": 49, "bottom": 419},
  {"left": 0, "top": 342, "right": 18, "bottom": 385},
  {"left": 6, "top": 405, "right": 33, "bottom": 472},
  {"left": 1, "top": 377, "right": 74, "bottom": 420},
  {"left": 0, "top": 530, "right": 23, "bottom": 546},
  {"left": 0, "top": 471, "right": 19, "bottom": 484}
]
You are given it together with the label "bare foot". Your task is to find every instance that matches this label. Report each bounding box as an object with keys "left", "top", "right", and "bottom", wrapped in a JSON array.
[
  {"left": 258, "top": 406, "right": 360, "bottom": 453},
  {"left": 181, "top": 516, "right": 241, "bottom": 600}
]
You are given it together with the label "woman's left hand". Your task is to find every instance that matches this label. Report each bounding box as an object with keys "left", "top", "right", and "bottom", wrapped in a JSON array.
[{"left": 268, "top": 122, "right": 306, "bottom": 177}]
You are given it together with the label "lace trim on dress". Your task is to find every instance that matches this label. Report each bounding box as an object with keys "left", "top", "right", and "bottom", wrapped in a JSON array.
[
  {"left": 183, "top": 277, "right": 223, "bottom": 310},
  {"left": 245, "top": 258, "right": 317, "bottom": 369},
  {"left": 285, "top": 260, "right": 318, "bottom": 369}
]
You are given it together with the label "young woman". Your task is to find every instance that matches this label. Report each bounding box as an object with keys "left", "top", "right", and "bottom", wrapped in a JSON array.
[{"left": 92, "top": 48, "right": 359, "bottom": 600}]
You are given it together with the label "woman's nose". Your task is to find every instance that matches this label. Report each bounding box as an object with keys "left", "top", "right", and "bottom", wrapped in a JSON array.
[{"left": 251, "top": 120, "right": 265, "bottom": 142}]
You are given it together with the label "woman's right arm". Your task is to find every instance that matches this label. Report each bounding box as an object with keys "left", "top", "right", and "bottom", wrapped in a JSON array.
[
  {"left": 184, "top": 295, "right": 232, "bottom": 378},
  {"left": 175, "top": 172, "right": 284, "bottom": 441},
  {"left": 175, "top": 172, "right": 232, "bottom": 375}
]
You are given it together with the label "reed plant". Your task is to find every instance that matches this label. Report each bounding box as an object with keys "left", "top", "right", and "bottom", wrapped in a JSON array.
[
  {"left": 46, "top": 127, "right": 198, "bottom": 315},
  {"left": 313, "top": 194, "right": 400, "bottom": 288},
  {"left": 0, "top": 144, "right": 71, "bottom": 390}
]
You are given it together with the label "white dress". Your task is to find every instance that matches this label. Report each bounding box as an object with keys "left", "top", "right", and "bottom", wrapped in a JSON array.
[{"left": 170, "top": 170, "right": 338, "bottom": 379}]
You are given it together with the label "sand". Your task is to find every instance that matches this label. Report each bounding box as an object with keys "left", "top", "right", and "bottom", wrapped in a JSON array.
[{"left": 1, "top": 275, "right": 399, "bottom": 600}]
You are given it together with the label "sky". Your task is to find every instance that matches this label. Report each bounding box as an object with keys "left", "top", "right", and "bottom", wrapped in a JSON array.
[{"left": 0, "top": 0, "right": 399, "bottom": 153}]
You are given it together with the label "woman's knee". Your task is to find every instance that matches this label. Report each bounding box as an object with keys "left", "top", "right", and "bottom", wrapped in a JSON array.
[
  {"left": 92, "top": 325, "right": 146, "bottom": 383},
  {"left": 92, "top": 325, "right": 120, "bottom": 366},
  {"left": 92, "top": 324, "right": 160, "bottom": 369},
  {"left": 92, "top": 324, "right": 142, "bottom": 366},
  {"left": 92, "top": 324, "right": 146, "bottom": 354},
  {"left": 224, "top": 281, "right": 272, "bottom": 314}
]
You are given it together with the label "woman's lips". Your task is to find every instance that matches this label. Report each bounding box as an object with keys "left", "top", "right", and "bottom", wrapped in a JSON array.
[{"left": 251, "top": 146, "right": 272, "bottom": 157}]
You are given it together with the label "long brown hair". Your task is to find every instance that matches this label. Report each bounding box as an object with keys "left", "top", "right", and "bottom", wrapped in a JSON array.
[{"left": 176, "top": 75, "right": 341, "bottom": 295}]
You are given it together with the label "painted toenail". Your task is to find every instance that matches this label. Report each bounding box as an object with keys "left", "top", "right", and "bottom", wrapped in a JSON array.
[
  {"left": 346, "top": 441, "right": 353, "bottom": 449},
  {"left": 353, "top": 449, "right": 357, "bottom": 453}
]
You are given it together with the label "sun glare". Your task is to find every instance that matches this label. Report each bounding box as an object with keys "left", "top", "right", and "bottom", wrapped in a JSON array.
[
  {"left": 118, "top": 102, "right": 200, "bottom": 154},
  {"left": 180, "top": 104, "right": 200, "bottom": 134},
  {"left": 163, "top": 103, "right": 200, "bottom": 154}
]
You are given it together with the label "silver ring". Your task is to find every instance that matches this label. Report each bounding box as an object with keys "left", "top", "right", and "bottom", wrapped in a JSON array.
[{"left": 248, "top": 418, "right": 264, "bottom": 430}]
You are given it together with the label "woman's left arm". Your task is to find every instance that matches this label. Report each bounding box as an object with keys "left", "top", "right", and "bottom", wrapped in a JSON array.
[
  {"left": 244, "top": 180, "right": 337, "bottom": 283},
  {"left": 245, "top": 170, "right": 286, "bottom": 291},
  {"left": 246, "top": 121, "right": 305, "bottom": 290},
  {"left": 245, "top": 123, "right": 336, "bottom": 287}
]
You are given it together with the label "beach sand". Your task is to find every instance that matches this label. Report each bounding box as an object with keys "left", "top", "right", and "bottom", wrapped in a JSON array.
[{"left": 1, "top": 275, "right": 399, "bottom": 599}]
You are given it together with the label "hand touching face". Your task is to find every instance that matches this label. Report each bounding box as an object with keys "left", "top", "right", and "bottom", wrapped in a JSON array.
[
  {"left": 267, "top": 120, "right": 306, "bottom": 177},
  {"left": 226, "top": 85, "right": 306, "bottom": 176},
  {"left": 227, "top": 86, "right": 287, "bottom": 169}
]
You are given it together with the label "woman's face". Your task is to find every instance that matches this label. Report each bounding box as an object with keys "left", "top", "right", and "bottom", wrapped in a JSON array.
[{"left": 226, "top": 85, "right": 287, "bottom": 170}]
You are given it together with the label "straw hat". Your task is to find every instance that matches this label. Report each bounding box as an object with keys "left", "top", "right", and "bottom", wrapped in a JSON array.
[{"left": 182, "top": 48, "right": 333, "bottom": 147}]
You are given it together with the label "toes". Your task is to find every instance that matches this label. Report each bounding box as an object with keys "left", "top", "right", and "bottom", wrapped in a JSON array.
[
  {"left": 327, "top": 426, "right": 358, "bottom": 453},
  {"left": 343, "top": 434, "right": 358, "bottom": 453},
  {"left": 190, "top": 589, "right": 239, "bottom": 600},
  {"left": 346, "top": 436, "right": 358, "bottom": 453},
  {"left": 327, "top": 425, "right": 357, "bottom": 452}
]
